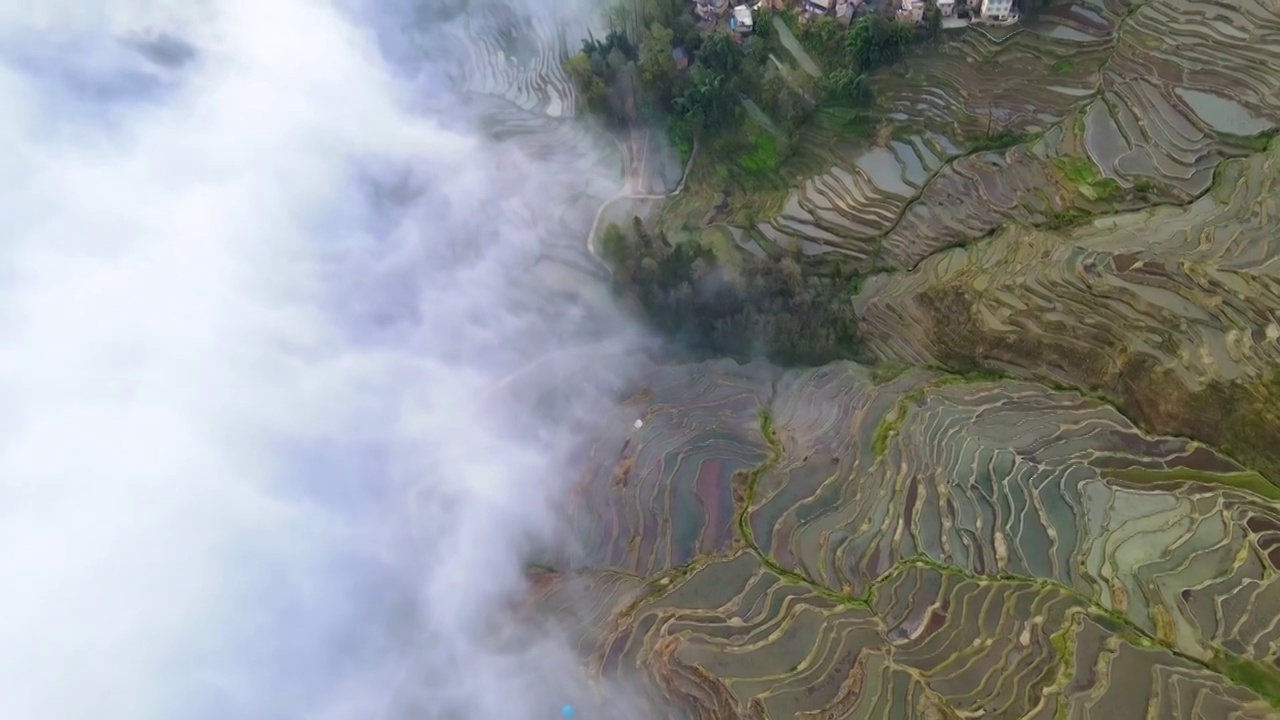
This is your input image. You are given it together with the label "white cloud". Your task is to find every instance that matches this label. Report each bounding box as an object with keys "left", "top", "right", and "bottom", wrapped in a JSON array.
[{"left": 0, "top": 1, "right": 637, "bottom": 719}]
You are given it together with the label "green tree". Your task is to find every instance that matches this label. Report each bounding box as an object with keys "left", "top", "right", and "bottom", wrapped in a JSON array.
[
  {"left": 603, "top": 29, "right": 636, "bottom": 61},
  {"left": 674, "top": 64, "right": 736, "bottom": 135},
  {"left": 743, "top": 34, "right": 771, "bottom": 67},
  {"left": 761, "top": 64, "right": 814, "bottom": 132},
  {"left": 753, "top": 10, "right": 777, "bottom": 44},
  {"left": 760, "top": 64, "right": 791, "bottom": 119},
  {"left": 606, "top": 46, "right": 629, "bottom": 77},
  {"left": 673, "top": 12, "right": 701, "bottom": 53},
  {"left": 847, "top": 15, "right": 912, "bottom": 70},
  {"left": 562, "top": 52, "right": 610, "bottom": 117},
  {"left": 798, "top": 15, "right": 848, "bottom": 69},
  {"left": 639, "top": 0, "right": 683, "bottom": 26},
  {"left": 697, "top": 30, "right": 742, "bottom": 79},
  {"left": 819, "top": 68, "right": 872, "bottom": 106},
  {"left": 604, "top": 218, "right": 861, "bottom": 364},
  {"left": 845, "top": 17, "right": 877, "bottom": 68},
  {"left": 925, "top": 0, "right": 942, "bottom": 40},
  {"left": 638, "top": 22, "right": 678, "bottom": 110}
]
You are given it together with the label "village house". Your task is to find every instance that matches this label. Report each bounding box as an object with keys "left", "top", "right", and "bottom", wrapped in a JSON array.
[
  {"left": 980, "top": 0, "right": 1014, "bottom": 20},
  {"left": 898, "top": 0, "right": 958, "bottom": 22},
  {"left": 898, "top": 0, "right": 925, "bottom": 23},
  {"left": 730, "top": 3, "right": 755, "bottom": 32},
  {"left": 806, "top": 0, "right": 835, "bottom": 15}
]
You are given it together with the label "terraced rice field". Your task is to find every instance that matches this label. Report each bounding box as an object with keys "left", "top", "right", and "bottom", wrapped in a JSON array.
[
  {"left": 442, "top": 0, "right": 1280, "bottom": 716},
  {"left": 450, "top": 0, "right": 582, "bottom": 116},
  {"left": 731, "top": 0, "right": 1280, "bottom": 272},
  {"left": 423, "top": 0, "right": 629, "bottom": 306},
  {"left": 855, "top": 137, "right": 1280, "bottom": 483},
  {"left": 542, "top": 361, "right": 1280, "bottom": 717}
]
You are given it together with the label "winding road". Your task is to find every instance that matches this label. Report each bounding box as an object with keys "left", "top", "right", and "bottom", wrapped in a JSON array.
[{"left": 584, "top": 128, "right": 699, "bottom": 272}]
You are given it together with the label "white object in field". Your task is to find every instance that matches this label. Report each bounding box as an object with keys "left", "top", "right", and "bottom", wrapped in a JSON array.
[{"left": 634, "top": 419, "right": 643, "bottom": 429}]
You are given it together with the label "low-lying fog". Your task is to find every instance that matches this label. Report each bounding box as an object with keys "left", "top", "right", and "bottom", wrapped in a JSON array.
[{"left": 0, "top": 1, "right": 654, "bottom": 718}]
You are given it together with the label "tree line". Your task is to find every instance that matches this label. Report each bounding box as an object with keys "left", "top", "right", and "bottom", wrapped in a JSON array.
[
  {"left": 565, "top": 2, "right": 944, "bottom": 365},
  {"left": 601, "top": 218, "right": 862, "bottom": 365},
  {"left": 563, "top": 3, "right": 936, "bottom": 180},
  {"left": 794, "top": 13, "right": 914, "bottom": 82}
]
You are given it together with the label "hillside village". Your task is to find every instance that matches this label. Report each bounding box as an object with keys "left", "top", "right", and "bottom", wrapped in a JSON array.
[
  {"left": 562, "top": 0, "right": 1040, "bottom": 361},
  {"left": 706, "top": 0, "right": 1020, "bottom": 37},
  {"left": 562, "top": 0, "right": 929, "bottom": 360},
  {"left": 561, "top": 0, "right": 1014, "bottom": 147}
]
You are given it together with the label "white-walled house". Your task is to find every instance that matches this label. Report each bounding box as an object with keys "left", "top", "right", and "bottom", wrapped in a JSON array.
[
  {"left": 980, "top": 0, "right": 1014, "bottom": 20},
  {"left": 937, "top": 0, "right": 956, "bottom": 15}
]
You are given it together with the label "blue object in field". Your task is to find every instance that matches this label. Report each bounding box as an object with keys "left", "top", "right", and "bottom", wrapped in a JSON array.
[{"left": 562, "top": 704, "right": 574, "bottom": 718}]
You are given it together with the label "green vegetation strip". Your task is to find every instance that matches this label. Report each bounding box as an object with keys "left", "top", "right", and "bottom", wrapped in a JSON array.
[
  {"left": 1053, "top": 156, "right": 1121, "bottom": 202},
  {"left": 968, "top": 130, "right": 1031, "bottom": 153},
  {"left": 871, "top": 371, "right": 1003, "bottom": 459},
  {"left": 1103, "top": 467, "right": 1280, "bottom": 502},
  {"left": 1219, "top": 128, "right": 1279, "bottom": 153},
  {"left": 602, "top": 217, "right": 861, "bottom": 364},
  {"left": 1214, "top": 652, "right": 1280, "bottom": 709},
  {"left": 860, "top": 556, "right": 1280, "bottom": 708},
  {"left": 732, "top": 409, "right": 870, "bottom": 608}
]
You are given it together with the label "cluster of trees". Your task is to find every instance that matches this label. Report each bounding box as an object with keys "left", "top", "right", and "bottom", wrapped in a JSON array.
[
  {"left": 817, "top": 69, "right": 872, "bottom": 106},
  {"left": 561, "top": 30, "right": 639, "bottom": 125},
  {"left": 564, "top": 4, "right": 814, "bottom": 162},
  {"left": 601, "top": 219, "right": 861, "bottom": 365},
  {"left": 925, "top": 0, "right": 943, "bottom": 40},
  {"left": 564, "top": 5, "right": 947, "bottom": 366},
  {"left": 563, "top": 2, "right": 940, "bottom": 144},
  {"left": 796, "top": 14, "right": 914, "bottom": 88},
  {"left": 670, "top": 30, "right": 747, "bottom": 140},
  {"left": 757, "top": 58, "right": 817, "bottom": 135}
]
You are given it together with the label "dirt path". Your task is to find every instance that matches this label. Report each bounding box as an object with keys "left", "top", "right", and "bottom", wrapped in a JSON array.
[{"left": 584, "top": 130, "right": 699, "bottom": 272}]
